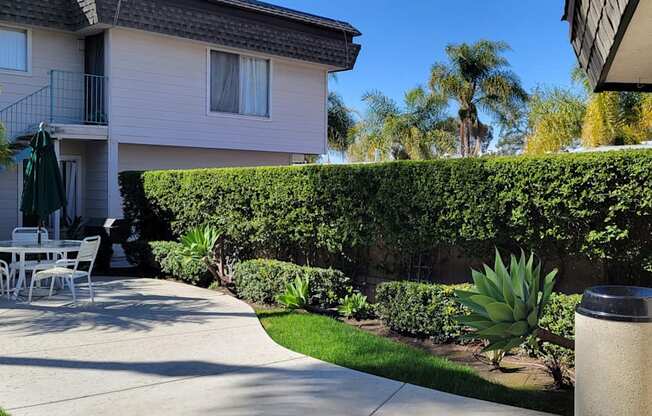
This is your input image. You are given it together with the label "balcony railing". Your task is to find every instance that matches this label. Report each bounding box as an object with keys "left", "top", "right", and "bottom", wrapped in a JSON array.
[
  {"left": 51, "top": 70, "right": 107, "bottom": 126},
  {"left": 0, "top": 70, "right": 108, "bottom": 142}
]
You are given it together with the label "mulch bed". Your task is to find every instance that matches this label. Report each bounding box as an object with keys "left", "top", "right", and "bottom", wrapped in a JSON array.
[{"left": 342, "top": 317, "right": 574, "bottom": 395}]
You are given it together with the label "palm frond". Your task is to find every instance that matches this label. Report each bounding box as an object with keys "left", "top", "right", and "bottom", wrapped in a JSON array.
[{"left": 327, "top": 92, "right": 355, "bottom": 152}]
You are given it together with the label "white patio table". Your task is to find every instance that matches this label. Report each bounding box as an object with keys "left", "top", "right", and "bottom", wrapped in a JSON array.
[{"left": 0, "top": 240, "right": 83, "bottom": 300}]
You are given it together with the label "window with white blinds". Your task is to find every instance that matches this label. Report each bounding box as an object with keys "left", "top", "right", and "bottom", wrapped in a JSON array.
[{"left": 0, "top": 27, "right": 28, "bottom": 72}]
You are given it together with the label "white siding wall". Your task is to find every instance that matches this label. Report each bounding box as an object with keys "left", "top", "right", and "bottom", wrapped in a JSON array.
[
  {"left": 0, "top": 24, "right": 83, "bottom": 109},
  {"left": 0, "top": 167, "right": 20, "bottom": 239},
  {"left": 108, "top": 28, "right": 328, "bottom": 155},
  {"left": 116, "top": 144, "right": 291, "bottom": 218},
  {"left": 118, "top": 143, "right": 290, "bottom": 172},
  {"left": 60, "top": 140, "right": 108, "bottom": 219},
  {"left": 85, "top": 141, "right": 108, "bottom": 218}
]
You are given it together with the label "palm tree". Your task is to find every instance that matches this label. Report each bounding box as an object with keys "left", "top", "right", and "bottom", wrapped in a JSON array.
[
  {"left": 524, "top": 87, "right": 585, "bottom": 154},
  {"left": 573, "top": 66, "right": 651, "bottom": 148},
  {"left": 327, "top": 92, "right": 355, "bottom": 153},
  {"left": 347, "top": 88, "right": 457, "bottom": 162},
  {"left": 429, "top": 40, "right": 528, "bottom": 156}
]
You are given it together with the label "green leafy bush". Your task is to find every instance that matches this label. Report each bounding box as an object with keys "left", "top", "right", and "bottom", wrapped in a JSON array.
[
  {"left": 535, "top": 293, "right": 580, "bottom": 364},
  {"left": 233, "top": 259, "right": 351, "bottom": 308},
  {"left": 120, "top": 151, "right": 652, "bottom": 286},
  {"left": 338, "top": 292, "right": 373, "bottom": 320},
  {"left": 276, "top": 276, "right": 310, "bottom": 310},
  {"left": 150, "top": 241, "right": 212, "bottom": 286},
  {"left": 123, "top": 240, "right": 157, "bottom": 270},
  {"left": 375, "top": 281, "right": 471, "bottom": 342},
  {"left": 525, "top": 292, "right": 581, "bottom": 387}
]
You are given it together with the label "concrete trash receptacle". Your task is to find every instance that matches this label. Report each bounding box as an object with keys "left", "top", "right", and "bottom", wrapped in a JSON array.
[{"left": 575, "top": 286, "right": 652, "bottom": 416}]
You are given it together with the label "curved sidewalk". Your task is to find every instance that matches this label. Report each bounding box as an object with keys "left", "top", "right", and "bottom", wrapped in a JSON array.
[{"left": 0, "top": 278, "right": 551, "bottom": 415}]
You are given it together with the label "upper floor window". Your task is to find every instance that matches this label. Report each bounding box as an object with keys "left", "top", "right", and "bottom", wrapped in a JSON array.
[
  {"left": 210, "top": 50, "right": 270, "bottom": 117},
  {"left": 0, "top": 27, "right": 28, "bottom": 72}
]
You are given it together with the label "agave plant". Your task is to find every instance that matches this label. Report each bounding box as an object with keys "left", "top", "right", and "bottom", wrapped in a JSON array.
[
  {"left": 454, "top": 249, "right": 572, "bottom": 353},
  {"left": 276, "top": 275, "right": 310, "bottom": 310},
  {"left": 179, "top": 225, "right": 223, "bottom": 283}
]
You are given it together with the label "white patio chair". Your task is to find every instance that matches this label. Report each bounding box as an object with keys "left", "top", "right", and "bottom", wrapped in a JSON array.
[
  {"left": 0, "top": 260, "right": 9, "bottom": 299},
  {"left": 29, "top": 236, "right": 101, "bottom": 304},
  {"left": 8, "top": 227, "right": 61, "bottom": 291}
]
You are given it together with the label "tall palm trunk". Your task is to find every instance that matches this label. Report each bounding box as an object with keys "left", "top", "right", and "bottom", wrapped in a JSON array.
[
  {"left": 459, "top": 118, "right": 466, "bottom": 156},
  {"left": 473, "top": 119, "right": 482, "bottom": 156},
  {"left": 465, "top": 118, "right": 473, "bottom": 157}
]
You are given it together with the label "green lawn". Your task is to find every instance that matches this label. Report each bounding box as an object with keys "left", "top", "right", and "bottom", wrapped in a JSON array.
[{"left": 257, "top": 309, "right": 572, "bottom": 415}]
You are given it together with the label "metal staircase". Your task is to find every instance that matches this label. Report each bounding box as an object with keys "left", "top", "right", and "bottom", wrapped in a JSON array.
[
  {"left": 0, "top": 85, "right": 51, "bottom": 143},
  {"left": 0, "top": 70, "right": 108, "bottom": 145}
]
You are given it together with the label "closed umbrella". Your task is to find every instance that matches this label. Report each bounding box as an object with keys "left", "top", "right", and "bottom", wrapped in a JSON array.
[{"left": 20, "top": 126, "right": 66, "bottom": 243}]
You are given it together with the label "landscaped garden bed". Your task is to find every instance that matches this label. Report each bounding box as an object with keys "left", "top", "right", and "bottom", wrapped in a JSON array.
[
  {"left": 257, "top": 309, "right": 573, "bottom": 415},
  {"left": 134, "top": 238, "right": 579, "bottom": 414},
  {"left": 233, "top": 259, "right": 577, "bottom": 415}
]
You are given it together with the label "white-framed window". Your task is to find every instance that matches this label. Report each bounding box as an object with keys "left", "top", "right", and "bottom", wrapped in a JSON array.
[
  {"left": 209, "top": 49, "right": 270, "bottom": 118},
  {"left": 0, "top": 27, "right": 28, "bottom": 72}
]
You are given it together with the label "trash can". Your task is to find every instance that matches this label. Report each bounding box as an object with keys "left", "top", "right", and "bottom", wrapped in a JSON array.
[{"left": 575, "top": 286, "right": 652, "bottom": 416}]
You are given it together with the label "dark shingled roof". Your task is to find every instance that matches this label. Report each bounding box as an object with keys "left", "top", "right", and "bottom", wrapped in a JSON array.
[
  {"left": 563, "top": 0, "right": 639, "bottom": 91},
  {"left": 0, "top": 0, "right": 361, "bottom": 70},
  {"left": 212, "top": 0, "right": 361, "bottom": 36}
]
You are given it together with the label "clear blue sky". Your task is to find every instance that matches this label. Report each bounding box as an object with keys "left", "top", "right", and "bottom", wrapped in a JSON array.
[{"left": 274, "top": 0, "right": 578, "bottom": 117}]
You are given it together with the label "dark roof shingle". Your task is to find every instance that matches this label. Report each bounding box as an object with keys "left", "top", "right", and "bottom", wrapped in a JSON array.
[
  {"left": 0, "top": 0, "right": 361, "bottom": 70},
  {"left": 211, "top": 0, "right": 361, "bottom": 35}
]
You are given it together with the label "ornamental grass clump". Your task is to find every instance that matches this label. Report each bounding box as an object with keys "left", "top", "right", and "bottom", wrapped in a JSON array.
[{"left": 455, "top": 249, "right": 574, "bottom": 353}]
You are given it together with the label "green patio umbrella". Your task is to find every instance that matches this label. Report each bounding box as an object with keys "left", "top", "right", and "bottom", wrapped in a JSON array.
[{"left": 20, "top": 126, "right": 66, "bottom": 243}]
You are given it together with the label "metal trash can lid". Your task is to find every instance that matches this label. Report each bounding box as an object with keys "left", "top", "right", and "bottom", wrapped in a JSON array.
[{"left": 577, "top": 286, "right": 652, "bottom": 322}]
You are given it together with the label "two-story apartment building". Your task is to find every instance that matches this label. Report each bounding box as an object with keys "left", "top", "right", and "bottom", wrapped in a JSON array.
[{"left": 0, "top": 0, "right": 361, "bottom": 238}]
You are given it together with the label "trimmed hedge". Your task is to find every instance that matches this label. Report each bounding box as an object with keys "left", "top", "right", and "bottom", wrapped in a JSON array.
[
  {"left": 375, "top": 281, "right": 471, "bottom": 342},
  {"left": 150, "top": 241, "right": 212, "bottom": 286},
  {"left": 233, "top": 259, "right": 351, "bottom": 308},
  {"left": 120, "top": 151, "right": 652, "bottom": 285}
]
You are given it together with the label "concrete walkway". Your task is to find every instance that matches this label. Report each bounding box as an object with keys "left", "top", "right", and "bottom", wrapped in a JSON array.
[{"left": 0, "top": 278, "right": 550, "bottom": 416}]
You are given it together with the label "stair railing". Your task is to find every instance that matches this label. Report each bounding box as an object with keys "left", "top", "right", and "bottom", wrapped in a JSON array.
[{"left": 0, "top": 70, "right": 108, "bottom": 143}]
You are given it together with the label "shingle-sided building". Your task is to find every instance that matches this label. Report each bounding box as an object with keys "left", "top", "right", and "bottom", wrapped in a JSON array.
[{"left": 0, "top": 0, "right": 361, "bottom": 238}]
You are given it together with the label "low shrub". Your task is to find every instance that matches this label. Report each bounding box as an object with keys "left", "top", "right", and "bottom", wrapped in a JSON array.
[
  {"left": 338, "top": 292, "right": 374, "bottom": 320},
  {"left": 233, "top": 259, "right": 351, "bottom": 308},
  {"left": 150, "top": 241, "right": 212, "bottom": 287},
  {"left": 375, "top": 281, "right": 471, "bottom": 342},
  {"left": 525, "top": 292, "right": 580, "bottom": 387},
  {"left": 123, "top": 240, "right": 157, "bottom": 270}
]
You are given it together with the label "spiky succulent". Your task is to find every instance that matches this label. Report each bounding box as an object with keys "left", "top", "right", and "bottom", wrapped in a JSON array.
[{"left": 455, "top": 249, "right": 557, "bottom": 352}]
